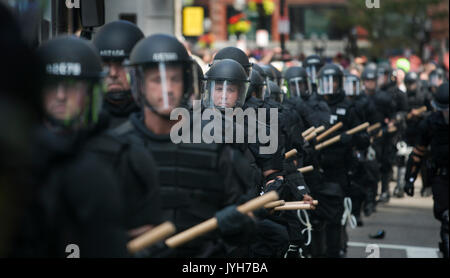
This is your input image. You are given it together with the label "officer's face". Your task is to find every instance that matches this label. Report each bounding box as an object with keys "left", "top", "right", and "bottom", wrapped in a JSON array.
[
  {"left": 406, "top": 82, "right": 417, "bottom": 92},
  {"left": 364, "top": 80, "right": 377, "bottom": 92},
  {"left": 213, "top": 82, "right": 239, "bottom": 108},
  {"left": 43, "top": 80, "right": 88, "bottom": 121},
  {"left": 143, "top": 65, "right": 183, "bottom": 114},
  {"left": 289, "top": 81, "right": 307, "bottom": 97},
  {"left": 104, "top": 61, "right": 130, "bottom": 92}
]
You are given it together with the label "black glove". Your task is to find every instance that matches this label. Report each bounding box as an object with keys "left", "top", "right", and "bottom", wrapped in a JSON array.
[
  {"left": 264, "top": 176, "right": 284, "bottom": 193},
  {"left": 340, "top": 133, "right": 353, "bottom": 145},
  {"left": 404, "top": 180, "right": 415, "bottom": 196},
  {"left": 283, "top": 159, "right": 298, "bottom": 175},
  {"left": 215, "top": 205, "right": 256, "bottom": 245}
]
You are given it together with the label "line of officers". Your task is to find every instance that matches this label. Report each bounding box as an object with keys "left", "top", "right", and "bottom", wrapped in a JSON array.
[{"left": 3, "top": 16, "right": 448, "bottom": 258}]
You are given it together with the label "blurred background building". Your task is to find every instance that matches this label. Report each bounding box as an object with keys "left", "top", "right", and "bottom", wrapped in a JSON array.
[{"left": 2, "top": 0, "right": 449, "bottom": 69}]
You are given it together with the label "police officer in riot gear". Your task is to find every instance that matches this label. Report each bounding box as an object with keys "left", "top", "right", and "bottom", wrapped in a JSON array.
[
  {"left": 304, "top": 54, "right": 323, "bottom": 94},
  {"left": 284, "top": 66, "right": 330, "bottom": 128},
  {"left": 265, "top": 80, "right": 285, "bottom": 103},
  {"left": 428, "top": 68, "right": 446, "bottom": 93},
  {"left": 203, "top": 59, "right": 250, "bottom": 110},
  {"left": 365, "top": 66, "right": 400, "bottom": 204},
  {"left": 113, "top": 34, "right": 256, "bottom": 258},
  {"left": 247, "top": 64, "right": 267, "bottom": 101},
  {"left": 402, "top": 71, "right": 433, "bottom": 197},
  {"left": 316, "top": 63, "right": 369, "bottom": 257},
  {"left": 344, "top": 72, "right": 378, "bottom": 225},
  {"left": 404, "top": 82, "right": 449, "bottom": 258},
  {"left": 93, "top": 20, "right": 144, "bottom": 128},
  {"left": 12, "top": 36, "right": 129, "bottom": 257}
]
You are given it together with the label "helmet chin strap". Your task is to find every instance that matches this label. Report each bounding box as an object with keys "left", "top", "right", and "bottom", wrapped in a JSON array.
[
  {"left": 105, "top": 89, "right": 133, "bottom": 104},
  {"left": 44, "top": 115, "right": 80, "bottom": 135}
]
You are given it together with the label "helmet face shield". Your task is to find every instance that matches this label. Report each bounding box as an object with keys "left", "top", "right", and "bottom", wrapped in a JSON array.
[
  {"left": 377, "top": 69, "right": 388, "bottom": 86},
  {"left": 254, "top": 83, "right": 267, "bottom": 100},
  {"left": 129, "top": 62, "right": 187, "bottom": 115},
  {"left": 203, "top": 80, "right": 249, "bottom": 109},
  {"left": 102, "top": 59, "right": 132, "bottom": 101},
  {"left": 288, "top": 77, "right": 308, "bottom": 98},
  {"left": 318, "top": 75, "right": 339, "bottom": 95},
  {"left": 429, "top": 74, "right": 442, "bottom": 88},
  {"left": 42, "top": 78, "right": 103, "bottom": 128},
  {"left": 344, "top": 76, "right": 361, "bottom": 96},
  {"left": 306, "top": 65, "right": 318, "bottom": 93}
]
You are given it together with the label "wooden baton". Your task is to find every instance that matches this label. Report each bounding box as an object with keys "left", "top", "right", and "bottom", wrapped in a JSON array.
[
  {"left": 406, "top": 106, "right": 427, "bottom": 120},
  {"left": 302, "top": 126, "right": 316, "bottom": 138},
  {"left": 297, "top": 165, "right": 314, "bottom": 173},
  {"left": 285, "top": 149, "right": 298, "bottom": 159},
  {"left": 367, "top": 122, "right": 381, "bottom": 133},
  {"left": 264, "top": 200, "right": 286, "bottom": 209},
  {"left": 314, "top": 126, "right": 326, "bottom": 134},
  {"left": 316, "top": 122, "right": 343, "bottom": 142},
  {"left": 315, "top": 122, "right": 370, "bottom": 150},
  {"left": 127, "top": 221, "right": 176, "bottom": 254},
  {"left": 304, "top": 131, "right": 317, "bottom": 142},
  {"left": 165, "top": 191, "right": 279, "bottom": 248},
  {"left": 287, "top": 200, "right": 319, "bottom": 206},
  {"left": 346, "top": 122, "right": 370, "bottom": 135},
  {"left": 274, "top": 203, "right": 312, "bottom": 211}
]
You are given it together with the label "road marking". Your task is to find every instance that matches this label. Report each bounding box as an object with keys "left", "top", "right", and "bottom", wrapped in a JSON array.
[{"left": 348, "top": 242, "right": 440, "bottom": 258}]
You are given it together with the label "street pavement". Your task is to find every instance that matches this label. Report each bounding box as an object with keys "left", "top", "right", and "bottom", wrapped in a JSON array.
[{"left": 345, "top": 172, "right": 443, "bottom": 258}]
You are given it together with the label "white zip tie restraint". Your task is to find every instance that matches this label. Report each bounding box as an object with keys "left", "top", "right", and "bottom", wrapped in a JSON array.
[
  {"left": 341, "top": 197, "right": 357, "bottom": 229},
  {"left": 297, "top": 209, "right": 313, "bottom": 246}
]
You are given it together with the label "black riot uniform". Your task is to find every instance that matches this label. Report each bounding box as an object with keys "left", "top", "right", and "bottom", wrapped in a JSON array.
[
  {"left": 93, "top": 20, "right": 144, "bottom": 128},
  {"left": 283, "top": 66, "right": 331, "bottom": 128},
  {"left": 365, "top": 66, "right": 400, "bottom": 203},
  {"left": 316, "top": 64, "right": 369, "bottom": 257},
  {"left": 344, "top": 72, "right": 377, "bottom": 225},
  {"left": 359, "top": 68, "right": 383, "bottom": 215},
  {"left": 114, "top": 35, "right": 256, "bottom": 258},
  {"left": 404, "top": 71, "right": 432, "bottom": 145},
  {"left": 11, "top": 36, "right": 129, "bottom": 258},
  {"left": 404, "top": 83, "right": 449, "bottom": 258},
  {"left": 1, "top": 3, "right": 44, "bottom": 257}
]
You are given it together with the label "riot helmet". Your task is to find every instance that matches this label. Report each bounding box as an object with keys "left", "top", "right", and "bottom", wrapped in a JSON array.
[
  {"left": 361, "top": 67, "right": 378, "bottom": 95},
  {"left": 213, "top": 47, "right": 252, "bottom": 77},
  {"left": 283, "top": 66, "right": 309, "bottom": 99},
  {"left": 317, "top": 63, "right": 344, "bottom": 97},
  {"left": 344, "top": 73, "right": 361, "bottom": 97},
  {"left": 37, "top": 36, "right": 104, "bottom": 131},
  {"left": 405, "top": 71, "right": 419, "bottom": 93},
  {"left": 304, "top": 54, "right": 323, "bottom": 92},
  {"left": 127, "top": 34, "right": 195, "bottom": 117},
  {"left": 247, "top": 69, "right": 266, "bottom": 100},
  {"left": 429, "top": 68, "right": 446, "bottom": 93},
  {"left": 203, "top": 59, "right": 249, "bottom": 110},
  {"left": 431, "top": 82, "right": 449, "bottom": 111},
  {"left": 93, "top": 20, "right": 144, "bottom": 104},
  {"left": 265, "top": 80, "right": 284, "bottom": 103},
  {"left": 432, "top": 82, "right": 449, "bottom": 124}
]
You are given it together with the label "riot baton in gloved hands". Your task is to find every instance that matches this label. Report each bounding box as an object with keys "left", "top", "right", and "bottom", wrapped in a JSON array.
[
  {"left": 315, "top": 122, "right": 370, "bottom": 151},
  {"left": 164, "top": 191, "right": 279, "bottom": 248},
  {"left": 316, "top": 122, "right": 343, "bottom": 142}
]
